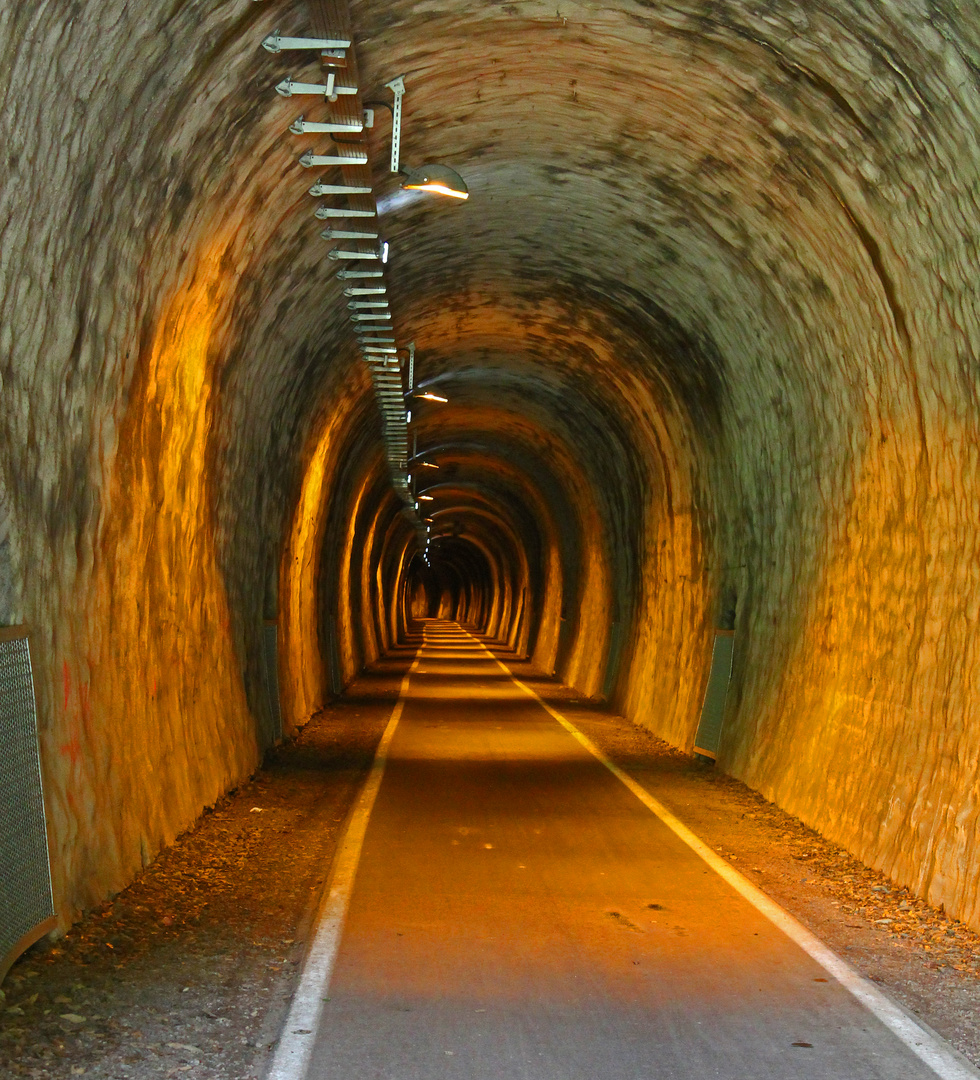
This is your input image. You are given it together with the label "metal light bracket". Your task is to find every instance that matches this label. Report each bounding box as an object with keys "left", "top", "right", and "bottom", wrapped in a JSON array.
[
  {"left": 385, "top": 76, "right": 406, "bottom": 173},
  {"left": 328, "top": 249, "right": 380, "bottom": 261},
  {"left": 323, "top": 229, "right": 380, "bottom": 241},
  {"left": 262, "top": 31, "right": 351, "bottom": 53},
  {"left": 301, "top": 150, "right": 368, "bottom": 167},
  {"left": 317, "top": 207, "right": 376, "bottom": 219},
  {"left": 291, "top": 116, "right": 363, "bottom": 135},
  {"left": 308, "top": 181, "right": 372, "bottom": 197},
  {"left": 276, "top": 77, "right": 357, "bottom": 99}
]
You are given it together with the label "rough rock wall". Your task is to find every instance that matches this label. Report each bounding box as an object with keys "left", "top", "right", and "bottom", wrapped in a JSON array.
[
  {"left": 0, "top": 1, "right": 276, "bottom": 921},
  {"left": 8, "top": 0, "right": 980, "bottom": 937},
  {"left": 694, "top": 5, "right": 980, "bottom": 929}
]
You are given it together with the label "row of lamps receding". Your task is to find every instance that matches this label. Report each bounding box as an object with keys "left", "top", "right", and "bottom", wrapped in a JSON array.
[{"left": 260, "top": 22, "right": 467, "bottom": 554}]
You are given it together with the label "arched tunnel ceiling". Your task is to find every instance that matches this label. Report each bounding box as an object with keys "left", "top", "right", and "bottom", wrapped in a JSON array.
[{"left": 7, "top": 0, "right": 980, "bottom": 934}]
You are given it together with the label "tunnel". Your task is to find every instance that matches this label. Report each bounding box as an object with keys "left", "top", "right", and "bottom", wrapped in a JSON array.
[{"left": 3, "top": 0, "right": 980, "bottom": 979}]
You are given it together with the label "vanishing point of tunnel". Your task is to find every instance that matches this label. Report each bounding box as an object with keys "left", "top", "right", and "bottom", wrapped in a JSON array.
[{"left": 3, "top": 0, "right": 980, "bottom": 1076}]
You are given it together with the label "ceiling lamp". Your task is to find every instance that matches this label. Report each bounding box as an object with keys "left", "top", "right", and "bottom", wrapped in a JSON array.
[
  {"left": 415, "top": 390, "right": 448, "bottom": 403},
  {"left": 401, "top": 164, "right": 468, "bottom": 200},
  {"left": 383, "top": 76, "right": 469, "bottom": 200}
]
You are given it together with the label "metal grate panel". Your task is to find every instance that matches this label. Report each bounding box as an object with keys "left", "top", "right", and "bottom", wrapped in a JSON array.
[
  {"left": 262, "top": 622, "right": 283, "bottom": 746},
  {"left": 0, "top": 627, "right": 55, "bottom": 982},
  {"left": 693, "top": 630, "right": 735, "bottom": 760}
]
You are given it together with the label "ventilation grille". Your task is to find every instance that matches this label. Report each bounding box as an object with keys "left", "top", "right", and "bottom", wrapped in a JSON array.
[
  {"left": 262, "top": 621, "right": 283, "bottom": 746},
  {"left": 0, "top": 628, "right": 55, "bottom": 981},
  {"left": 693, "top": 630, "right": 735, "bottom": 760}
]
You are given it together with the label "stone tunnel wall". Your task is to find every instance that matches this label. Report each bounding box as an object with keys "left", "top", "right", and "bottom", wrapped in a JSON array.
[{"left": 6, "top": 0, "right": 980, "bottom": 939}]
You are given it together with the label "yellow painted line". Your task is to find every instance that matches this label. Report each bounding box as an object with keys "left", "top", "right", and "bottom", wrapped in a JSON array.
[
  {"left": 266, "top": 641, "right": 424, "bottom": 1080},
  {"left": 462, "top": 628, "right": 980, "bottom": 1080}
]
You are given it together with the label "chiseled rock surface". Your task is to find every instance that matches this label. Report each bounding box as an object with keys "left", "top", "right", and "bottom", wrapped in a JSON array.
[{"left": 3, "top": 0, "right": 980, "bottom": 938}]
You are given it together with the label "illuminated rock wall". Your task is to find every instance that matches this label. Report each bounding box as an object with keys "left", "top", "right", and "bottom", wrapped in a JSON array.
[{"left": 5, "top": 0, "right": 980, "bottom": 934}]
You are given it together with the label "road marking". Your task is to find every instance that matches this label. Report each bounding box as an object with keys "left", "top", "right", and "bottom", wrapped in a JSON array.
[
  {"left": 265, "top": 644, "right": 423, "bottom": 1080},
  {"left": 463, "top": 628, "right": 980, "bottom": 1080}
]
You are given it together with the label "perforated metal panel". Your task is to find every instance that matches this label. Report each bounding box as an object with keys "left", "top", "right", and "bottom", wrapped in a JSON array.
[
  {"left": 262, "top": 621, "right": 283, "bottom": 746},
  {"left": 693, "top": 630, "right": 735, "bottom": 760},
  {"left": 0, "top": 627, "right": 55, "bottom": 982}
]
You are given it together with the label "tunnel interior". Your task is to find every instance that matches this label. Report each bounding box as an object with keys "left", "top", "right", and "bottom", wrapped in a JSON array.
[{"left": 4, "top": 0, "right": 980, "bottom": 938}]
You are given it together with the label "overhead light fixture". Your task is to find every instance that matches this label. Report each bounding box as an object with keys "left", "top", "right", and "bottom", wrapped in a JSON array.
[
  {"left": 381, "top": 77, "right": 469, "bottom": 200},
  {"left": 350, "top": 312, "right": 391, "bottom": 321},
  {"left": 348, "top": 300, "right": 389, "bottom": 308},
  {"left": 415, "top": 391, "right": 448, "bottom": 403},
  {"left": 344, "top": 286, "right": 386, "bottom": 295},
  {"left": 337, "top": 269, "right": 383, "bottom": 279},
  {"left": 401, "top": 164, "right": 469, "bottom": 200},
  {"left": 419, "top": 495, "right": 434, "bottom": 501},
  {"left": 382, "top": 241, "right": 390, "bottom": 264},
  {"left": 406, "top": 410, "right": 412, "bottom": 423}
]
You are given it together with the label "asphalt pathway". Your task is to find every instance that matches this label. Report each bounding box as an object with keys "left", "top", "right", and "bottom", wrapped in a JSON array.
[{"left": 295, "top": 620, "right": 962, "bottom": 1079}]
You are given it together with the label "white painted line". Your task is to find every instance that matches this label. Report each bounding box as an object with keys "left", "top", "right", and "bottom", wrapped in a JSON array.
[
  {"left": 265, "top": 645, "right": 423, "bottom": 1080},
  {"left": 464, "top": 629, "right": 980, "bottom": 1080}
]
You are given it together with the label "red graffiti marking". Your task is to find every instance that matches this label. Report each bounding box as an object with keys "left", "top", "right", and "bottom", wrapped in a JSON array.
[
  {"left": 58, "top": 664, "right": 85, "bottom": 767},
  {"left": 59, "top": 733, "right": 82, "bottom": 767}
]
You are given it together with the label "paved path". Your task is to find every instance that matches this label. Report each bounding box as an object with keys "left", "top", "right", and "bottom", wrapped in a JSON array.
[{"left": 292, "top": 621, "right": 963, "bottom": 1079}]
